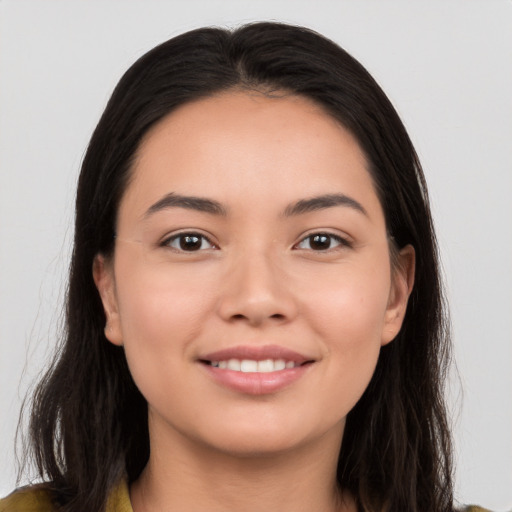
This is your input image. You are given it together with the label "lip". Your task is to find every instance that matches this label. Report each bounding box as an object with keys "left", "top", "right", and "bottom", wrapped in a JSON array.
[
  {"left": 200, "top": 344, "right": 311, "bottom": 364},
  {"left": 198, "top": 344, "right": 315, "bottom": 395}
]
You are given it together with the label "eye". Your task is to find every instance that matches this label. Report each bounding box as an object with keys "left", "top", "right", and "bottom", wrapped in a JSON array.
[
  {"left": 295, "top": 232, "right": 350, "bottom": 251},
  {"left": 162, "top": 232, "right": 216, "bottom": 252}
]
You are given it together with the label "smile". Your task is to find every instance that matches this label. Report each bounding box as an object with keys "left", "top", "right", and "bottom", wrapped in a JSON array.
[
  {"left": 207, "top": 359, "right": 301, "bottom": 372},
  {"left": 198, "top": 345, "right": 315, "bottom": 395}
]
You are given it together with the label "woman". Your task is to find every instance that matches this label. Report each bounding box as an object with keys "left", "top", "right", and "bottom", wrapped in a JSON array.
[{"left": 0, "top": 22, "right": 488, "bottom": 512}]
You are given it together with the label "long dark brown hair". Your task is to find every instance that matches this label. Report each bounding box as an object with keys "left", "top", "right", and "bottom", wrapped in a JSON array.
[{"left": 23, "top": 22, "right": 453, "bottom": 512}]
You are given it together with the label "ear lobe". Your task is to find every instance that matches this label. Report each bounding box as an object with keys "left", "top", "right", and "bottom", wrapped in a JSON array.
[
  {"left": 92, "top": 254, "right": 123, "bottom": 346},
  {"left": 381, "top": 244, "right": 415, "bottom": 346}
]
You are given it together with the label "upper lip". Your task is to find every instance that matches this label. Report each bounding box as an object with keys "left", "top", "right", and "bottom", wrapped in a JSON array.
[{"left": 199, "top": 344, "right": 313, "bottom": 364}]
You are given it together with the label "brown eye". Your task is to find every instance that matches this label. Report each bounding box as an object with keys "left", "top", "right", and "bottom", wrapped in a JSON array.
[
  {"left": 163, "top": 233, "right": 215, "bottom": 252},
  {"left": 296, "top": 233, "right": 349, "bottom": 251}
]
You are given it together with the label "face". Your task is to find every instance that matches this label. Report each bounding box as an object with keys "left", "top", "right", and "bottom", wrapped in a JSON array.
[{"left": 94, "top": 91, "right": 414, "bottom": 457}]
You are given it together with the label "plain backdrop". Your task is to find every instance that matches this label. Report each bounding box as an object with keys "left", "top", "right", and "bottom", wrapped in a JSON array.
[{"left": 1, "top": 1, "right": 511, "bottom": 510}]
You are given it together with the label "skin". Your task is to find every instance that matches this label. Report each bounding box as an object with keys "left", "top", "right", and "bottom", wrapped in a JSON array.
[{"left": 94, "top": 91, "right": 415, "bottom": 512}]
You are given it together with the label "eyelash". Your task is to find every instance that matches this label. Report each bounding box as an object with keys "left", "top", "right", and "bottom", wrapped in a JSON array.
[
  {"left": 160, "top": 231, "right": 352, "bottom": 253},
  {"left": 294, "top": 232, "right": 352, "bottom": 252},
  {"left": 161, "top": 232, "right": 217, "bottom": 252}
]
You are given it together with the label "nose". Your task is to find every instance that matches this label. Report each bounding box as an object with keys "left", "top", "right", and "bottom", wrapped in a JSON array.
[{"left": 217, "top": 250, "right": 298, "bottom": 327}]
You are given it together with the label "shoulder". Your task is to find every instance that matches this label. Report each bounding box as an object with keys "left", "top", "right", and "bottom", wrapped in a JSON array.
[
  {"left": 0, "top": 479, "right": 132, "bottom": 512},
  {"left": 0, "top": 485, "right": 55, "bottom": 512},
  {"left": 459, "top": 506, "right": 494, "bottom": 512}
]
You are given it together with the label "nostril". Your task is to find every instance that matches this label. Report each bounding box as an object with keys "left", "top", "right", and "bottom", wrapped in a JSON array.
[{"left": 228, "top": 312, "right": 287, "bottom": 324}]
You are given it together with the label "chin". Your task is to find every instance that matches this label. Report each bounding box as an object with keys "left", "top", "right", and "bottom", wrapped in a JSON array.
[
  {"left": 187, "top": 413, "right": 345, "bottom": 460},
  {"left": 200, "top": 433, "right": 312, "bottom": 459}
]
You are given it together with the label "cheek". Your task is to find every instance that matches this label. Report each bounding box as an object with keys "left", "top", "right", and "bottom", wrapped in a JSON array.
[
  {"left": 303, "top": 258, "right": 391, "bottom": 343},
  {"left": 112, "top": 255, "right": 217, "bottom": 380},
  {"left": 301, "top": 260, "right": 391, "bottom": 405},
  {"left": 116, "top": 248, "right": 215, "bottom": 326}
]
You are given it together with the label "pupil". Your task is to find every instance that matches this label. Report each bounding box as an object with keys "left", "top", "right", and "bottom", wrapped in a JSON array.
[
  {"left": 311, "top": 234, "right": 330, "bottom": 250},
  {"left": 180, "top": 235, "right": 201, "bottom": 251}
]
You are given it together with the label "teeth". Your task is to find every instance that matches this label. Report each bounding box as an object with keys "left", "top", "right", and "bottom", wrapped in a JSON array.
[
  {"left": 274, "top": 359, "right": 286, "bottom": 371},
  {"left": 240, "top": 360, "right": 258, "bottom": 372},
  {"left": 227, "top": 359, "right": 241, "bottom": 371},
  {"left": 210, "top": 358, "right": 299, "bottom": 373},
  {"left": 258, "top": 359, "right": 274, "bottom": 373}
]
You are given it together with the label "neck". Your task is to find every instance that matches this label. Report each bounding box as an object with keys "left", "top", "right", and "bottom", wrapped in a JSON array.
[{"left": 130, "top": 418, "right": 355, "bottom": 512}]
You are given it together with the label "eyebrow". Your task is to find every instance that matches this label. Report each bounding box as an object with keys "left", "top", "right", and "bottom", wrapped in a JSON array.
[
  {"left": 283, "top": 193, "right": 367, "bottom": 217},
  {"left": 144, "top": 192, "right": 367, "bottom": 219},
  {"left": 144, "top": 193, "right": 227, "bottom": 218}
]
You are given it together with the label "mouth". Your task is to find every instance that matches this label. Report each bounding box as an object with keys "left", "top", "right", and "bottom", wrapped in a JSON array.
[
  {"left": 200, "top": 358, "right": 312, "bottom": 373},
  {"left": 197, "top": 345, "right": 315, "bottom": 394}
]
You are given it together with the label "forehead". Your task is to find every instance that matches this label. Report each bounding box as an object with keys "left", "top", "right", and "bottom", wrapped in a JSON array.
[{"left": 120, "top": 90, "right": 383, "bottom": 225}]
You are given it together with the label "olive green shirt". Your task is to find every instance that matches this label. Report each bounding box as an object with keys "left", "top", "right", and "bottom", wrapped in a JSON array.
[
  {"left": 0, "top": 481, "right": 492, "bottom": 512},
  {"left": 0, "top": 481, "right": 131, "bottom": 512}
]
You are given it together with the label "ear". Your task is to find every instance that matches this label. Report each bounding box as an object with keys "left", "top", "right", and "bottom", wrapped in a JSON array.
[
  {"left": 381, "top": 244, "right": 415, "bottom": 346},
  {"left": 92, "top": 254, "right": 123, "bottom": 346}
]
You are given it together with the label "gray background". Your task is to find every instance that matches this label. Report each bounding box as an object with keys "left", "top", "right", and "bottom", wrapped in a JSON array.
[{"left": 1, "top": 1, "right": 511, "bottom": 510}]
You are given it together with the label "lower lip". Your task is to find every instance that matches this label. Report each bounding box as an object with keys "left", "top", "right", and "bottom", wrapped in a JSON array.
[{"left": 200, "top": 363, "right": 312, "bottom": 395}]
